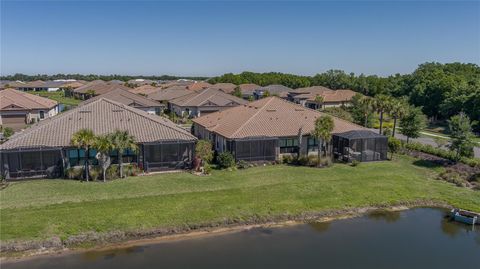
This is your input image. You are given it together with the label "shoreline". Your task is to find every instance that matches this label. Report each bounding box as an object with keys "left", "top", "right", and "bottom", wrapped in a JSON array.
[{"left": 0, "top": 200, "right": 451, "bottom": 262}]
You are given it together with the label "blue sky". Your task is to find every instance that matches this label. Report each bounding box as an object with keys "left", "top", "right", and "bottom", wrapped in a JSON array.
[{"left": 1, "top": 0, "right": 479, "bottom": 76}]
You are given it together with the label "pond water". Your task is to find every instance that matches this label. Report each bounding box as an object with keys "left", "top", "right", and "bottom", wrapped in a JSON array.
[{"left": 3, "top": 208, "right": 479, "bottom": 269}]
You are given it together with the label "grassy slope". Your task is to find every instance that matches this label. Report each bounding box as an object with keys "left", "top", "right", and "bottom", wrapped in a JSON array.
[
  {"left": 34, "top": 91, "right": 81, "bottom": 106},
  {"left": 1, "top": 156, "right": 479, "bottom": 242}
]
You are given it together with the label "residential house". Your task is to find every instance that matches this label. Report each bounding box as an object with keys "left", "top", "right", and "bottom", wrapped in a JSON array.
[
  {"left": 129, "top": 85, "right": 162, "bottom": 96},
  {"left": 73, "top": 81, "right": 131, "bottom": 100},
  {"left": 238, "top": 83, "right": 261, "bottom": 99},
  {"left": 0, "top": 98, "right": 197, "bottom": 180},
  {"left": 146, "top": 86, "right": 192, "bottom": 104},
  {"left": 208, "top": 83, "right": 237, "bottom": 94},
  {"left": 288, "top": 86, "right": 357, "bottom": 109},
  {"left": 253, "top": 84, "right": 292, "bottom": 99},
  {"left": 169, "top": 88, "right": 248, "bottom": 117},
  {"left": 187, "top": 81, "right": 212, "bottom": 91},
  {"left": 0, "top": 89, "right": 59, "bottom": 131},
  {"left": 192, "top": 96, "right": 385, "bottom": 162},
  {"left": 80, "top": 88, "right": 165, "bottom": 115}
]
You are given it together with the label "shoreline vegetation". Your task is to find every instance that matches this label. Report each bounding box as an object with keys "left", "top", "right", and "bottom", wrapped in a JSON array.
[{"left": 1, "top": 155, "right": 479, "bottom": 259}]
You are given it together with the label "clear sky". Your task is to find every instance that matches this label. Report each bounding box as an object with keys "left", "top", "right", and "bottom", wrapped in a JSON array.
[{"left": 1, "top": 0, "right": 479, "bottom": 77}]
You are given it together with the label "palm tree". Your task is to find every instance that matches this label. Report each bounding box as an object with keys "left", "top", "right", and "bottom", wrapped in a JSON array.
[
  {"left": 311, "top": 115, "right": 335, "bottom": 167},
  {"left": 359, "top": 96, "right": 374, "bottom": 128},
  {"left": 314, "top": 95, "right": 324, "bottom": 110},
  {"left": 389, "top": 97, "right": 408, "bottom": 137},
  {"left": 71, "top": 129, "right": 95, "bottom": 182},
  {"left": 111, "top": 130, "right": 138, "bottom": 178},
  {"left": 373, "top": 95, "right": 392, "bottom": 135},
  {"left": 93, "top": 135, "right": 114, "bottom": 182}
]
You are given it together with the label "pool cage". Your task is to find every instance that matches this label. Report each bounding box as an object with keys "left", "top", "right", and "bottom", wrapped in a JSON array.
[
  {"left": 227, "top": 137, "right": 277, "bottom": 162},
  {"left": 332, "top": 130, "right": 388, "bottom": 162},
  {"left": 0, "top": 148, "right": 64, "bottom": 179},
  {"left": 142, "top": 141, "right": 195, "bottom": 171}
]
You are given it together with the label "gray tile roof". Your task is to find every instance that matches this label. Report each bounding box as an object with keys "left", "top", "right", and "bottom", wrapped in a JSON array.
[
  {"left": 0, "top": 98, "right": 196, "bottom": 150},
  {"left": 80, "top": 88, "right": 164, "bottom": 108}
]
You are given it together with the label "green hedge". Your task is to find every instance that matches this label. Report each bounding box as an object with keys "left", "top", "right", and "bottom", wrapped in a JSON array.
[{"left": 402, "top": 141, "right": 480, "bottom": 167}]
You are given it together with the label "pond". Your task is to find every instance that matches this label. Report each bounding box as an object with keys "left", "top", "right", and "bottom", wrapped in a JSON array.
[{"left": 3, "top": 208, "right": 479, "bottom": 269}]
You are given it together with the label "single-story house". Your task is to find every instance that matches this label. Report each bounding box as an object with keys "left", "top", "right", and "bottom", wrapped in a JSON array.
[
  {"left": 0, "top": 89, "right": 59, "bottom": 131},
  {"left": 129, "top": 85, "right": 162, "bottom": 96},
  {"left": 187, "top": 81, "right": 212, "bottom": 91},
  {"left": 0, "top": 98, "right": 197, "bottom": 180},
  {"left": 80, "top": 88, "right": 165, "bottom": 115},
  {"left": 146, "top": 86, "right": 192, "bottom": 104},
  {"left": 169, "top": 88, "right": 248, "bottom": 117},
  {"left": 253, "top": 84, "right": 292, "bottom": 99},
  {"left": 192, "top": 96, "right": 386, "bottom": 162},
  {"left": 72, "top": 81, "right": 131, "bottom": 100},
  {"left": 208, "top": 83, "right": 237, "bottom": 94},
  {"left": 287, "top": 86, "right": 357, "bottom": 109},
  {"left": 238, "top": 83, "right": 261, "bottom": 99}
]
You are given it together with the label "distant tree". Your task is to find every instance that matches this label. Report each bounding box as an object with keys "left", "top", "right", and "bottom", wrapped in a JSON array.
[
  {"left": 322, "top": 107, "right": 353, "bottom": 122},
  {"left": 314, "top": 95, "right": 324, "bottom": 110},
  {"left": 399, "top": 106, "right": 427, "bottom": 143},
  {"left": 248, "top": 95, "right": 254, "bottom": 102},
  {"left": 263, "top": 90, "right": 271, "bottom": 98},
  {"left": 110, "top": 130, "right": 138, "bottom": 178},
  {"left": 93, "top": 134, "right": 114, "bottom": 182},
  {"left": 373, "top": 94, "right": 392, "bottom": 135},
  {"left": 232, "top": 87, "right": 242, "bottom": 98},
  {"left": 71, "top": 129, "right": 96, "bottom": 182},
  {"left": 389, "top": 97, "right": 409, "bottom": 137},
  {"left": 448, "top": 113, "right": 475, "bottom": 159},
  {"left": 311, "top": 116, "right": 334, "bottom": 167},
  {"left": 358, "top": 95, "right": 375, "bottom": 128}
]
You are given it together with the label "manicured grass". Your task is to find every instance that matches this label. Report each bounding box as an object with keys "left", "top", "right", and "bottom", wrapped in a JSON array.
[
  {"left": 34, "top": 91, "right": 81, "bottom": 106},
  {"left": 1, "top": 156, "right": 479, "bottom": 242}
]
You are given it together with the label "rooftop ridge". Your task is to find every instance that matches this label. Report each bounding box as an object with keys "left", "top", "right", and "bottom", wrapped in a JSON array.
[{"left": 230, "top": 97, "right": 275, "bottom": 138}]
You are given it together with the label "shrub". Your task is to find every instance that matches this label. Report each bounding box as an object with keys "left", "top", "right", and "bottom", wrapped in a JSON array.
[
  {"left": 237, "top": 160, "right": 250, "bottom": 169},
  {"left": 351, "top": 160, "right": 360, "bottom": 167},
  {"left": 437, "top": 170, "right": 469, "bottom": 187},
  {"left": 402, "top": 141, "right": 480, "bottom": 167},
  {"left": 66, "top": 167, "right": 83, "bottom": 180},
  {"left": 89, "top": 166, "right": 102, "bottom": 181},
  {"left": 106, "top": 165, "right": 119, "bottom": 180},
  {"left": 388, "top": 137, "right": 402, "bottom": 160},
  {"left": 124, "top": 164, "right": 141, "bottom": 177},
  {"left": 282, "top": 155, "right": 293, "bottom": 164},
  {"left": 307, "top": 155, "right": 319, "bottom": 166},
  {"left": 382, "top": 127, "right": 392, "bottom": 137},
  {"left": 203, "top": 163, "right": 212, "bottom": 175},
  {"left": 195, "top": 140, "right": 214, "bottom": 164},
  {"left": 217, "top": 152, "right": 236, "bottom": 169}
]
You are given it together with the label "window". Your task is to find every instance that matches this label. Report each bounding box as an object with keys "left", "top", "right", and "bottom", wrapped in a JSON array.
[
  {"left": 39, "top": 111, "right": 45, "bottom": 119},
  {"left": 68, "top": 149, "right": 98, "bottom": 166},
  {"left": 307, "top": 137, "right": 319, "bottom": 152},
  {"left": 279, "top": 138, "right": 298, "bottom": 154}
]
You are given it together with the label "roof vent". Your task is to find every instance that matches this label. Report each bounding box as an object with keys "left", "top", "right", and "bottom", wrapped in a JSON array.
[
  {"left": 295, "top": 108, "right": 304, "bottom": 111},
  {"left": 266, "top": 109, "right": 276, "bottom": 112},
  {"left": 79, "top": 110, "right": 91, "bottom": 113},
  {"left": 112, "top": 109, "right": 123, "bottom": 112}
]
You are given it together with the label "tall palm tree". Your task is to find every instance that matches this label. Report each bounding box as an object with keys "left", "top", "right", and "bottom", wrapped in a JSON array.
[
  {"left": 111, "top": 130, "right": 138, "bottom": 178},
  {"left": 373, "top": 95, "right": 392, "bottom": 135},
  {"left": 389, "top": 97, "right": 408, "bottom": 137},
  {"left": 93, "top": 135, "right": 114, "bottom": 182},
  {"left": 314, "top": 95, "right": 324, "bottom": 110},
  {"left": 359, "top": 96, "right": 374, "bottom": 128},
  {"left": 71, "top": 129, "right": 95, "bottom": 182},
  {"left": 311, "top": 115, "right": 335, "bottom": 167}
]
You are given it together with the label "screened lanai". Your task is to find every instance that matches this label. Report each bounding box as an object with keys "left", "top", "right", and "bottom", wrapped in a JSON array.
[
  {"left": 143, "top": 141, "right": 195, "bottom": 171},
  {"left": 332, "top": 130, "right": 388, "bottom": 162},
  {"left": 0, "top": 148, "right": 63, "bottom": 179},
  {"left": 227, "top": 138, "right": 277, "bottom": 161}
]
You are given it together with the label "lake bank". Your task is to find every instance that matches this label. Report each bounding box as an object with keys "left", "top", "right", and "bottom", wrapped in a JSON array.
[
  {"left": 1, "top": 201, "right": 451, "bottom": 261},
  {"left": 3, "top": 207, "right": 479, "bottom": 269}
]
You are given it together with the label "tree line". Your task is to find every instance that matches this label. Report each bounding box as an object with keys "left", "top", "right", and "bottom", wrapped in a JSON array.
[
  {"left": 210, "top": 62, "right": 480, "bottom": 131},
  {"left": 0, "top": 74, "right": 209, "bottom": 83}
]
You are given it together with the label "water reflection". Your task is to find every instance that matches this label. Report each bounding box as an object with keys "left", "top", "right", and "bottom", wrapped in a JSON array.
[
  {"left": 82, "top": 246, "right": 146, "bottom": 261},
  {"left": 308, "top": 221, "right": 331, "bottom": 233},
  {"left": 366, "top": 210, "right": 401, "bottom": 223}
]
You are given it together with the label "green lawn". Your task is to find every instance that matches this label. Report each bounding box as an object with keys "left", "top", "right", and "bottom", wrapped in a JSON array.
[
  {"left": 1, "top": 155, "right": 479, "bottom": 242},
  {"left": 34, "top": 91, "right": 81, "bottom": 107}
]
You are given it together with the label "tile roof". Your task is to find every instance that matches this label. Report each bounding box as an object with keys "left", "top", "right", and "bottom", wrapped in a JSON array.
[
  {"left": 193, "top": 96, "right": 365, "bottom": 139},
  {"left": 147, "top": 87, "right": 192, "bottom": 102},
  {"left": 289, "top": 86, "right": 356, "bottom": 103},
  {"left": 169, "top": 88, "right": 248, "bottom": 107},
  {"left": 208, "top": 83, "right": 237, "bottom": 94},
  {"left": 129, "top": 85, "right": 162, "bottom": 95},
  {"left": 238, "top": 83, "right": 260, "bottom": 95},
  {"left": 80, "top": 88, "right": 164, "bottom": 108},
  {"left": 0, "top": 98, "right": 196, "bottom": 150},
  {"left": 256, "top": 85, "right": 292, "bottom": 97},
  {"left": 0, "top": 88, "right": 58, "bottom": 111},
  {"left": 73, "top": 81, "right": 131, "bottom": 95},
  {"left": 187, "top": 81, "right": 212, "bottom": 91}
]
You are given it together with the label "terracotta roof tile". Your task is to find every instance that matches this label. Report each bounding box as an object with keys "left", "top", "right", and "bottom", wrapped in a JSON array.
[
  {"left": 170, "top": 88, "right": 247, "bottom": 107},
  {"left": 0, "top": 88, "right": 58, "bottom": 111}
]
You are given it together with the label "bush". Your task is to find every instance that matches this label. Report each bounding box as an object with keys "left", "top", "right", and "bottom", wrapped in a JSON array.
[
  {"left": 89, "top": 166, "right": 102, "bottom": 181},
  {"left": 217, "top": 152, "right": 236, "bottom": 169},
  {"left": 124, "top": 164, "right": 141, "bottom": 177},
  {"left": 106, "top": 165, "right": 119, "bottom": 180},
  {"left": 307, "top": 155, "right": 319, "bottom": 166},
  {"left": 402, "top": 141, "right": 480, "bottom": 167},
  {"left": 437, "top": 170, "right": 469, "bottom": 187},
  {"left": 351, "top": 160, "right": 360, "bottom": 167},
  {"left": 195, "top": 140, "right": 214, "bottom": 164},
  {"left": 237, "top": 160, "right": 250, "bottom": 169},
  {"left": 66, "top": 167, "right": 83, "bottom": 180},
  {"left": 282, "top": 155, "right": 293, "bottom": 164},
  {"left": 203, "top": 163, "right": 212, "bottom": 175}
]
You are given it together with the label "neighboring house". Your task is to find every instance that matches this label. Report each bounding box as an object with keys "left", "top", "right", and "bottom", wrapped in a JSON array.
[
  {"left": 80, "top": 88, "right": 165, "bottom": 115},
  {"left": 208, "top": 83, "right": 237, "bottom": 94},
  {"left": 169, "top": 88, "right": 248, "bottom": 117},
  {"left": 6, "top": 80, "right": 85, "bottom": 92},
  {"left": 192, "top": 96, "right": 385, "bottom": 162},
  {"left": 0, "top": 89, "right": 59, "bottom": 131},
  {"left": 0, "top": 98, "right": 197, "bottom": 180},
  {"left": 288, "top": 86, "right": 357, "bottom": 109},
  {"left": 253, "top": 84, "right": 292, "bottom": 99},
  {"left": 147, "top": 86, "right": 192, "bottom": 104},
  {"left": 73, "top": 81, "right": 131, "bottom": 100},
  {"left": 129, "top": 85, "right": 162, "bottom": 96},
  {"left": 238, "top": 83, "right": 261, "bottom": 99},
  {"left": 127, "top": 79, "right": 155, "bottom": 87},
  {"left": 187, "top": 81, "right": 212, "bottom": 91}
]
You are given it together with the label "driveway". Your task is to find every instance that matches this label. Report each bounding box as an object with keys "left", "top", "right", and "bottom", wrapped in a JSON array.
[{"left": 369, "top": 129, "right": 480, "bottom": 158}]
